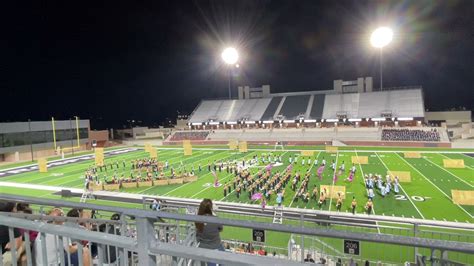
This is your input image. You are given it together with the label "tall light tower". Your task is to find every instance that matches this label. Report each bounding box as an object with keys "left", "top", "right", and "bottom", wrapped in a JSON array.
[
  {"left": 370, "top": 27, "right": 393, "bottom": 91},
  {"left": 221, "top": 47, "right": 239, "bottom": 99}
]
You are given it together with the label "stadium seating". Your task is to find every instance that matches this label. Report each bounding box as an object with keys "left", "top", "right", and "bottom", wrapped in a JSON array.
[
  {"left": 188, "top": 88, "right": 425, "bottom": 123},
  {"left": 207, "top": 128, "right": 382, "bottom": 142},
  {"left": 169, "top": 131, "right": 209, "bottom": 141},
  {"left": 381, "top": 128, "right": 440, "bottom": 142}
]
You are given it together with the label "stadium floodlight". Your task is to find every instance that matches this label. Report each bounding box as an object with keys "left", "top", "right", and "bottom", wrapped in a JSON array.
[
  {"left": 221, "top": 47, "right": 238, "bottom": 64},
  {"left": 226, "top": 121, "right": 238, "bottom": 125},
  {"left": 348, "top": 118, "right": 362, "bottom": 122},
  {"left": 304, "top": 119, "right": 317, "bottom": 123},
  {"left": 371, "top": 27, "right": 393, "bottom": 91},
  {"left": 221, "top": 47, "right": 239, "bottom": 100},
  {"left": 325, "top": 118, "right": 339, "bottom": 122},
  {"left": 370, "top": 27, "right": 393, "bottom": 48},
  {"left": 371, "top": 117, "right": 386, "bottom": 121},
  {"left": 244, "top": 121, "right": 256, "bottom": 124},
  {"left": 283, "top": 120, "right": 296, "bottom": 123},
  {"left": 262, "top": 120, "right": 274, "bottom": 124},
  {"left": 397, "top": 117, "right": 414, "bottom": 121}
]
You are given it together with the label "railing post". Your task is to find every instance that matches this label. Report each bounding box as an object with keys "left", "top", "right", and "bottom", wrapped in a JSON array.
[
  {"left": 300, "top": 213, "right": 305, "bottom": 262},
  {"left": 136, "top": 217, "right": 157, "bottom": 266},
  {"left": 414, "top": 223, "right": 419, "bottom": 262}
]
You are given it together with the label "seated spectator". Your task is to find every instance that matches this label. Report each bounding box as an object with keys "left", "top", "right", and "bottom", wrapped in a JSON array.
[
  {"left": 195, "top": 199, "right": 223, "bottom": 265},
  {"left": 169, "top": 131, "right": 209, "bottom": 141},
  {"left": 304, "top": 253, "right": 315, "bottom": 263},
  {"left": 382, "top": 128, "right": 440, "bottom": 142},
  {"left": 0, "top": 201, "right": 23, "bottom": 265}
]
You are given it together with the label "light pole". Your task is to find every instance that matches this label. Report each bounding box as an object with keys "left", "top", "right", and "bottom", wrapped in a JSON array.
[
  {"left": 370, "top": 27, "right": 393, "bottom": 91},
  {"left": 221, "top": 47, "right": 238, "bottom": 99}
]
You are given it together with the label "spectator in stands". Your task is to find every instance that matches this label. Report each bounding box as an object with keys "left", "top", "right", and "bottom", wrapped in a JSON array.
[
  {"left": 195, "top": 199, "right": 224, "bottom": 265},
  {"left": 16, "top": 203, "right": 38, "bottom": 265},
  {"left": 381, "top": 128, "right": 440, "bottom": 142},
  {"left": 64, "top": 208, "right": 92, "bottom": 265},
  {"left": 304, "top": 253, "right": 315, "bottom": 263},
  {"left": 97, "top": 213, "right": 121, "bottom": 265},
  {"left": 0, "top": 201, "right": 23, "bottom": 265},
  {"left": 170, "top": 131, "right": 209, "bottom": 141}
]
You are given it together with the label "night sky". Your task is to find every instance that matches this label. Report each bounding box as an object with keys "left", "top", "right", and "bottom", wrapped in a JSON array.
[{"left": 3, "top": 0, "right": 473, "bottom": 129}]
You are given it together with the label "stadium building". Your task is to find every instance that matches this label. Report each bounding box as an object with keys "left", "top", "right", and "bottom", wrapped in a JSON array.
[
  {"left": 165, "top": 78, "right": 456, "bottom": 148},
  {"left": 0, "top": 119, "right": 90, "bottom": 162}
]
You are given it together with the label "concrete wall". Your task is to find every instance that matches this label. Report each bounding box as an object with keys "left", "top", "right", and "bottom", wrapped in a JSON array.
[{"left": 425, "top": 111, "right": 471, "bottom": 125}]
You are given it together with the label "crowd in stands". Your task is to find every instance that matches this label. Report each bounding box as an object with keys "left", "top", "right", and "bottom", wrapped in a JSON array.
[
  {"left": 169, "top": 131, "right": 209, "bottom": 141},
  {"left": 0, "top": 200, "right": 123, "bottom": 265},
  {"left": 382, "top": 128, "right": 440, "bottom": 142}
]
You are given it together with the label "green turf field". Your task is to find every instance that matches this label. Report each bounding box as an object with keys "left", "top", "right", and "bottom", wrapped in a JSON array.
[{"left": 1, "top": 146, "right": 473, "bottom": 264}]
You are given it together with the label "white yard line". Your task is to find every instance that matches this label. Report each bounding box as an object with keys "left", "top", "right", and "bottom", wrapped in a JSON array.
[
  {"left": 158, "top": 146, "right": 474, "bottom": 154},
  {"left": 395, "top": 153, "right": 474, "bottom": 219},
  {"left": 423, "top": 157, "right": 473, "bottom": 188},
  {"left": 327, "top": 152, "right": 339, "bottom": 212},
  {"left": 374, "top": 152, "right": 425, "bottom": 220},
  {"left": 142, "top": 151, "right": 238, "bottom": 195},
  {"left": 288, "top": 152, "right": 321, "bottom": 208},
  {"left": 439, "top": 153, "right": 474, "bottom": 170},
  {"left": 354, "top": 150, "right": 382, "bottom": 233},
  {"left": 189, "top": 151, "right": 259, "bottom": 198}
]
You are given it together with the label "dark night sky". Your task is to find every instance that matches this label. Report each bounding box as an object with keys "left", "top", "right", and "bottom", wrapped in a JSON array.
[{"left": 2, "top": 0, "right": 473, "bottom": 129}]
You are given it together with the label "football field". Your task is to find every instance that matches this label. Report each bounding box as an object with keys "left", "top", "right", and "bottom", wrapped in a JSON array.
[
  {"left": 1, "top": 146, "right": 473, "bottom": 222},
  {"left": 0, "top": 145, "right": 473, "bottom": 264}
]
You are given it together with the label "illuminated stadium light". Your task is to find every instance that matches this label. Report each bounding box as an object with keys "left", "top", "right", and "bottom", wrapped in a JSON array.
[
  {"left": 348, "top": 118, "right": 362, "bottom": 122},
  {"left": 244, "top": 121, "right": 256, "bottom": 124},
  {"left": 283, "top": 120, "right": 295, "bottom": 123},
  {"left": 325, "top": 118, "right": 338, "bottom": 122},
  {"left": 371, "top": 27, "right": 393, "bottom": 91},
  {"left": 221, "top": 47, "right": 238, "bottom": 65},
  {"left": 208, "top": 121, "right": 220, "bottom": 125},
  {"left": 304, "top": 119, "right": 317, "bottom": 123},
  {"left": 397, "top": 117, "right": 414, "bottom": 121},
  {"left": 191, "top": 122, "right": 202, "bottom": 126},
  {"left": 371, "top": 117, "right": 386, "bottom": 121},
  {"left": 226, "top": 121, "right": 238, "bottom": 125},
  {"left": 262, "top": 120, "right": 274, "bottom": 124},
  {"left": 370, "top": 27, "right": 393, "bottom": 48}
]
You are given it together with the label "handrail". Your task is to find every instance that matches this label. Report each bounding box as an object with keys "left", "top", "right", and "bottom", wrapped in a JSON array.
[
  {"left": 0, "top": 215, "right": 136, "bottom": 250},
  {"left": 1, "top": 194, "right": 474, "bottom": 253}
]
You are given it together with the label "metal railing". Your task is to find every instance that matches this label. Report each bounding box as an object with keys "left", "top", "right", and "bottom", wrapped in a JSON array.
[{"left": 1, "top": 194, "right": 473, "bottom": 266}]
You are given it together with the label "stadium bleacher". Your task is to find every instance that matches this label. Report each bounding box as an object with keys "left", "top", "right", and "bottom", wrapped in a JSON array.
[
  {"left": 169, "top": 131, "right": 209, "bottom": 141},
  {"left": 382, "top": 128, "right": 441, "bottom": 142},
  {"left": 188, "top": 89, "right": 425, "bottom": 123}
]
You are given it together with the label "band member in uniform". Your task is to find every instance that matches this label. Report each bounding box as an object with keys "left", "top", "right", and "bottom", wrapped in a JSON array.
[
  {"left": 351, "top": 197, "right": 357, "bottom": 214},
  {"left": 365, "top": 199, "right": 373, "bottom": 215}
]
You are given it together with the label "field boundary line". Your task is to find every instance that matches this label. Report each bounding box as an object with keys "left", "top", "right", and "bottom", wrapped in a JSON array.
[
  {"left": 157, "top": 146, "right": 474, "bottom": 154},
  {"left": 395, "top": 153, "right": 473, "bottom": 219},
  {"left": 374, "top": 152, "right": 425, "bottom": 220}
]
